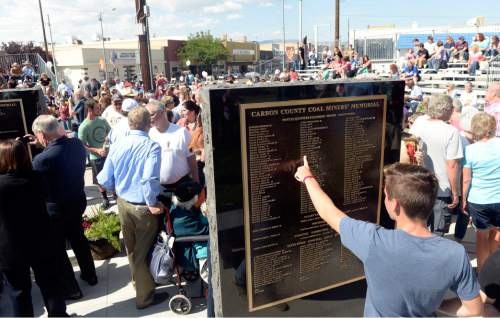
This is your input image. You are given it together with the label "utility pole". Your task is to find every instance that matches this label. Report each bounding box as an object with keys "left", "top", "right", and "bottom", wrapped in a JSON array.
[
  {"left": 334, "top": 0, "right": 340, "bottom": 47},
  {"left": 135, "top": 0, "right": 154, "bottom": 91},
  {"left": 145, "top": 8, "right": 154, "bottom": 90},
  {"left": 47, "top": 15, "right": 58, "bottom": 82},
  {"left": 299, "top": 0, "right": 302, "bottom": 43},
  {"left": 37, "top": 0, "right": 50, "bottom": 62},
  {"left": 347, "top": 17, "right": 350, "bottom": 46},
  {"left": 282, "top": 0, "right": 286, "bottom": 71},
  {"left": 314, "top": 25, "right": 318, "bottom": 58},
  {"left": 99, "top": 12, "right": 108, "bottom": 82}
]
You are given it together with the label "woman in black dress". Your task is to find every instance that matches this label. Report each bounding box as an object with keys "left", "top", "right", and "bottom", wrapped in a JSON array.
[{"left": 0, "top": 139, "right": 67, "bottom": 317}]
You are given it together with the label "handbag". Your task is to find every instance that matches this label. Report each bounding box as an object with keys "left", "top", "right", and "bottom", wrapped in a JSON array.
[{"left": 149, "top": 232, "right": 175, "bottom": 285}]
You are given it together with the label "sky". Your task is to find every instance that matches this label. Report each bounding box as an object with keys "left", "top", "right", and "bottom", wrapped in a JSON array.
[{"left": 1, "top": 0, "right": 500, "bottom": 45}]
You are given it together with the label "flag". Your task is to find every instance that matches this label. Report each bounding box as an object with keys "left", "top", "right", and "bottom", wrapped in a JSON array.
[{"left": 110, "top": 51, "right": 118, "bottom": 69}]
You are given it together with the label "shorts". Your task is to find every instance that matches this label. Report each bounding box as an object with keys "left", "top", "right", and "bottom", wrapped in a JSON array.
[
  {"left": 90, "top": 158, "right": 106, "bottom": 185},
  {"left": 467, "top": 201, "right": 500, "bottom": 230}
]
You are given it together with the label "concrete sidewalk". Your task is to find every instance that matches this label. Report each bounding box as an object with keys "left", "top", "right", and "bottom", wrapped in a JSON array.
[{"left": 31, "top": 248, "right": 207, "bottom": 317}]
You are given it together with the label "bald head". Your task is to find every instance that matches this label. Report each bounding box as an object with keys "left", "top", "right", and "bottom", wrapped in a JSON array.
[{"left": 486, "top": 83, "right": 500, "bottom": 104}]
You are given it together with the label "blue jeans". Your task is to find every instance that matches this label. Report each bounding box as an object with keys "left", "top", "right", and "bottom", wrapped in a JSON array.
[
  {"left": 469, "top": 61, "right": 480, "bottom": 76},
  {"left": 428, "top": 59, "right": 438, "bottom": 71},
  {"left": 408, "top": 100, "right": 420, "bottom": 113},
  {"left": 485, "top": 48, "right": 499, "bottom": 58},
  {"left": 428, "top": 197, "right": 452, "bottom": 236},
  {"left": 61, "top": 119, "right": 72, "bottom": 131}
]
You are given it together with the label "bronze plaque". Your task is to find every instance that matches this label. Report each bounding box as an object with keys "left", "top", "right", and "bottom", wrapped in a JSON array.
[{"left": 240, "top": 96, "right": 387, "bottom": 311}]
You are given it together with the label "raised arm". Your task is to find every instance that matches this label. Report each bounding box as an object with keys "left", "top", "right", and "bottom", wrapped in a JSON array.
[{"left": 295, "top": 156, "right": 347, "bottom": 232}]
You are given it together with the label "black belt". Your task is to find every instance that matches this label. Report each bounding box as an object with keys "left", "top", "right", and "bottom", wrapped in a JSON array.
[{"left": 126, "top": 200, "right": 147, "bottom": 206}]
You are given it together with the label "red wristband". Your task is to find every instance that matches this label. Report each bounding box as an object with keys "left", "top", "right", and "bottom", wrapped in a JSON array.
[{"left": 302, "top": 175, "right": 315, "bottom": 183}]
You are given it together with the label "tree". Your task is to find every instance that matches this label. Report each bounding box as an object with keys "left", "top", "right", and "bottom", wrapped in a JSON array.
[
  {"left": 0, "top": 41, "right": 47, "bottom": 57},
  {"left": 178, "top": 31, "right": 228, "bottom": 73}
]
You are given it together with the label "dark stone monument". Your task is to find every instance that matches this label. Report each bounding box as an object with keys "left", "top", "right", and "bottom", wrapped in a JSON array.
[
  {"left": 0, "top": 88, "right": 46, "bottom": 140},
  {"left": 202, "top": 80, "right": 404, "bottom": 316}
]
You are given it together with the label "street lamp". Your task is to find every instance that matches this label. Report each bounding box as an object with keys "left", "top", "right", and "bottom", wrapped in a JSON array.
[
  {"left": 314, "top": 24, "right": 332, "bottom": 57},
  {"left": 99, "top": 7, "right": 116, "bottom": 83}
]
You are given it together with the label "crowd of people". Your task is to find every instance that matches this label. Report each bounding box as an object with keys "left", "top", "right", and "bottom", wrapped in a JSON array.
[
  {"left": 271, "top": 32, "right": 500, "bottom": 83},
  {"left": 0, "top": 73, "right": 209, "bottom": 315},
  {"left": 395, "top": 33, "right": 500, "bottom": 79},
  {"left": 303, "top": 45, "right": 373, "bottom": 81},
  {"left": 401, "top": 84, "right": 500, "bottom": 314},
  {"left": 0, "top": 60, "right": 53, "bottom": 90},
  {"left": 1, "top": 47, "right": 500, "bottom": 316}
]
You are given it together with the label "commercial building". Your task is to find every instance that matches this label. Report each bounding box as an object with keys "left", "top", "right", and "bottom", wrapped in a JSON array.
[
  {"left": 221, "top": 36, "right": 260, "bottom": 74},
  {"left": 53, "top": 37, "right": 185, "bottom": 86}
]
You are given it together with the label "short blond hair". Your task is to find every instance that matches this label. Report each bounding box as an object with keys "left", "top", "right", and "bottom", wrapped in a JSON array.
[
  {"left": 471, "top": 112, "right": 496, "bottom": 140},
  {"left": 128, "top": 107, "right": 151, "bottom": 131}
]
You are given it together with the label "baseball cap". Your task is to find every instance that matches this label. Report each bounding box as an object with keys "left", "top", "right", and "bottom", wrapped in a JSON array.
[
  {"left": 111, "top": 94, "right": 123, "bottom": 102},
  {"left": 122, "top": 98, "right": 139, "bottom": 113}
]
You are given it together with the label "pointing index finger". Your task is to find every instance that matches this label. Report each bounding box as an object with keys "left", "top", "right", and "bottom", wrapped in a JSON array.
[{"left": 303, "top": 155, "right": 309, "bottom": 168}]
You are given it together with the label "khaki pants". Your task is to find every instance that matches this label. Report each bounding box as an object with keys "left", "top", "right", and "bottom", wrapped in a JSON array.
[{"left": 117, "top": 198, "right": 159, "bottom": 308}]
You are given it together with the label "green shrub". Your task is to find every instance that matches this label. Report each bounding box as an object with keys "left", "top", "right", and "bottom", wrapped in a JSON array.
[{"left": 83, "top": 207, "right": 121, "bottom": 251}]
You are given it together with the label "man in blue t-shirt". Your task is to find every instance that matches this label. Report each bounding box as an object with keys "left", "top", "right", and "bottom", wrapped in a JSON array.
[{"left": 295, "top": 158, "right": 482, "bottom": 317}]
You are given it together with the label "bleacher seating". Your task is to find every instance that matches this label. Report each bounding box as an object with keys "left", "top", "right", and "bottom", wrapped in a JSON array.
[
  {"left": 396, "top": 32, "right": 499, "bottom": 49},
  {"left": 297, "top": 66, "right": 323, "bottom": 80},
  {"left": 415, "top": 60, "right": 499, "bottom": 107},
  {"left": 285, "top": 49, "right": 499, "bottom": 110}
]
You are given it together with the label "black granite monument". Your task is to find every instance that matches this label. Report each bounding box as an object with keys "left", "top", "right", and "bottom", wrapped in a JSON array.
[
  {"left": 202, "top": 80, "right": 404, "bottom": 316},
  {"left": 0, "top": 87, "right": 46, "bottom": 140}
]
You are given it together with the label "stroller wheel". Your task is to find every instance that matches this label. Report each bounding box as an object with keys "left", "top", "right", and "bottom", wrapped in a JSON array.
[{"left": 169, "top": 294, "right": 192, "bottom": 315}]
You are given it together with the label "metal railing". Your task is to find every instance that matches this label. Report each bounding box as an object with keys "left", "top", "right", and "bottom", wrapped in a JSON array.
[
  {"left": 248, "top": 57, "right": 283, "bottom": 76},
  {"left": 486, "top": 54, "right": 500, "bottom": 87},
  {"left": 354, "top": 38, "right": 395, "bottom": 62},
  {"left": 0, "top": 53, "right": 57, "bottom": 87}
]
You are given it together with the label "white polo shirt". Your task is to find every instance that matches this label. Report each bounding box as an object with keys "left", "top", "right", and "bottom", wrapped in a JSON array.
[{"left": 149, "top": 123, "right": 193, "bottom": 185}]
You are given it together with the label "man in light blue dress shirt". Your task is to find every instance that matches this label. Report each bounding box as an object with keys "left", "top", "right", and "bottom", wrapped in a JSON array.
[{"left": 97, "top": 107, "right": 167, "bottom": 309}]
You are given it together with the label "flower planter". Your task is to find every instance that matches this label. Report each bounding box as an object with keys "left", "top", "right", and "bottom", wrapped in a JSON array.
[
  {"left": 83, "top": 207, "right": 121, "bottom": 260},
  {"left": 88, "top": 237, "right": 119, "bottom": 260}
]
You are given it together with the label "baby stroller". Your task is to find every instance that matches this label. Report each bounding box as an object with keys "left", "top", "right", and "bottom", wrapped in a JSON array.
[{"left": 150, "top": 182, "right": 209, "bottom": 315}]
